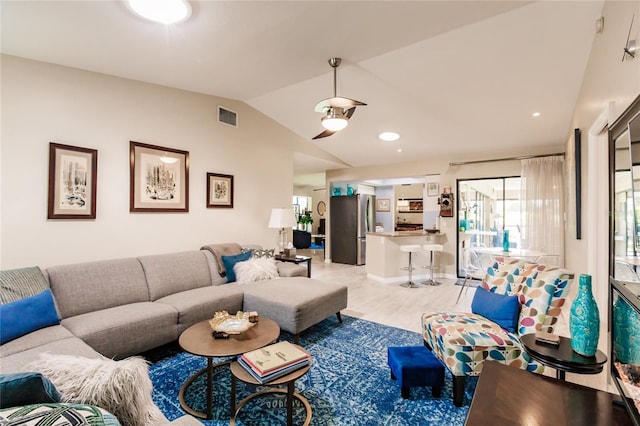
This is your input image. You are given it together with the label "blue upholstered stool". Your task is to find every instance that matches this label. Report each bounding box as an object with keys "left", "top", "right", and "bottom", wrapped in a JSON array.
[{"left": 387, "top": 346, "right": 445, "bottom": 399}]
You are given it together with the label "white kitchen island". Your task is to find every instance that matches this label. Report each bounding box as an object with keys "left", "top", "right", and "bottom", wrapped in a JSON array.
[{"left": 366, "top": 231, "right": 444, "bottom": 283}]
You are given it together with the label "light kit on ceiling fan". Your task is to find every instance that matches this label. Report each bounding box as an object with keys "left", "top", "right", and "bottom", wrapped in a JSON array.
[
  {"left": 321, "top": 107, "right": 349, "bottom": 131},
  {"left": 312, "top": 58, "right": 366, "bottom": 140}
]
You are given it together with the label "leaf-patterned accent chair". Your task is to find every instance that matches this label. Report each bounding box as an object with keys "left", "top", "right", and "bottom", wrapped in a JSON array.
[{"left": 422, "top": 258, "right": 574, "bottom": 406}]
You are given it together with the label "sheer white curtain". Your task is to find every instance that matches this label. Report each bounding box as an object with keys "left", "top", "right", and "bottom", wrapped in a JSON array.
[{"left": 520, "top": 156, "right": 565, "bottom": 266}]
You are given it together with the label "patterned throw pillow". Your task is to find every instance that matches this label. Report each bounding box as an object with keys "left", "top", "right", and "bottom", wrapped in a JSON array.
[
  {"left": 0, "top": 266, "right": 49, "bottom": 304},
  {"left": 252, "top": 249, "right": 275, "bottom": 258},
  {"left": 510, "top": 276, "right": 555, "bottom": 336},
  {"left": 0, "top": 403, "right": 121, "bottom": 425}
]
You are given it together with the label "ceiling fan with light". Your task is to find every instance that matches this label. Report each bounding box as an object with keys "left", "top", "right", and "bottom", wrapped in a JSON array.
[{"left": 312, "top": 58, "right": 366, "bottom": 140}]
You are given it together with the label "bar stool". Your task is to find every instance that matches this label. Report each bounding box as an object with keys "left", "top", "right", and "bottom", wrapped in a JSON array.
[
  {"left": 399, "top": 245, "right": 422, "bottom": 288},
  {"left": 422, "top": 244, "right": 443, "bottom": 286}
]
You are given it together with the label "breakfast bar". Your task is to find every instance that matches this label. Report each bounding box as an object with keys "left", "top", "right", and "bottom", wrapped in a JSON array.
[{"left": 366, "top": 231, "right": 444, "bottom": 283}]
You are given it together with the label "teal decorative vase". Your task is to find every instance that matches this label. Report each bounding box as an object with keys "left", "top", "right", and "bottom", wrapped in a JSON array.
[
  {"left": 569, "top": 274, "right": 600, "bottom": 357},
  {"left": 613, "top": 296, "right": 640, "bottom": 365},
  {"left": 502, "top": 230, "right": 510, "bottom": 252}
]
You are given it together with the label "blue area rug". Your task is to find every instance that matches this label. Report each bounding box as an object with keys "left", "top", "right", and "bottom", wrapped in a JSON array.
[{"left": 149, "top": 316, "right": 477, "bottom": 425}]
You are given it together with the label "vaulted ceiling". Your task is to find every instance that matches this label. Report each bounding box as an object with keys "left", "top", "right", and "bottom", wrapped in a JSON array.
[{"left": 1, "top": 1, "right": 605, "bottom": 182}]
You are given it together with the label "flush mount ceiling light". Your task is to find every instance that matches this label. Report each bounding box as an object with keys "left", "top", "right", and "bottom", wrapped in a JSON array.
[
  {"left": 128, "top": 0, "right": 191, "bottom": 24},
  {"left": 532, "top": 112, "right": 541, "bottom": 117},
  {"left": 321, "top": 107, "right": 349, "bottom": 131},
  {"left": 379, "top": 132, "right": 400, "bottom": 141}
]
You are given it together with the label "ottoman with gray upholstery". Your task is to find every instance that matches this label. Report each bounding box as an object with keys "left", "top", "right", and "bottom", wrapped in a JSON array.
[{"left": 242, "top": 277, "right": 348, "bottom": 343}]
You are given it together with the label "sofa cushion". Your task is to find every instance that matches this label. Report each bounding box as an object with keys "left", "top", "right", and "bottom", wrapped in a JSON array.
[
  {"left": 138, "top": 251, "right": 213, "bottom": 301},
  {"left": 235, "top": 258, "right": 279, "bottom": 283},
  {"left": 1, "top": 337, "right": 102, "bottom": 375},
  {"left": 0, "top": 372, "right": 61, "bottom": 408},
  {"left": 242, "top": 278, "right": 347, "bottom": 335},
  {"left": 471, "top": 287, "right": 520, "bottom": 333},
  {"left": 47, "top": 258, "right": 149, "bottom": 319},
  {"left": 482, "top": 258, "right": 526, "bottom": 294},
  {"left": 222, "top": 251, "right": 252, "bottom": 282},
  {"left": 0, "top": 289, "right": 60, "bottom": 344},
  {"left": 0, "top": 403, "right": 122, "bottom": 425},
  {"left": 155, "top": 285, "right": 244, "bottom": 334},
  {"left": 0, "top": 266, "right": 49, "bottom": 303},
  {"left": 61, "top": 302, "right": 178, "bottom": 359},
  {"left": 0, "top": 325, "right": 74, "bottom": 358},
  {"left": 27, "top": 354, "right": 162, "bottom": 426}
]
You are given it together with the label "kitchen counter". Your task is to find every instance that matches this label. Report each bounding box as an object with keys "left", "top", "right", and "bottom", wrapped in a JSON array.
[
  {"left": 369, "top": 230, "right": 440, "bottom": 237},
  {"left": 365, "top": 231, "right": 445, "bottom": 282}
]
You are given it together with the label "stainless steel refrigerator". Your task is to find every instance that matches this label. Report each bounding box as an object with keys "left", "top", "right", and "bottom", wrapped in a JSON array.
[{"left": 330, "top": 194, "right": 376, "bottom": 265}]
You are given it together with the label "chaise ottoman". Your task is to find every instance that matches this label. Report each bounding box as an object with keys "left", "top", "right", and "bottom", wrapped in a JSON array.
[
  {"left": 241, "top": 277, "right": 348, "bottom": 343},
  {"left": 387, "top": 346, "right": 445, "bottom": 399}
]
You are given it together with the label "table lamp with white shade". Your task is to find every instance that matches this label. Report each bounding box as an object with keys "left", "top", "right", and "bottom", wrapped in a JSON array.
[{"left": 268, "top": 208, "right": 297, "bottom": 254}]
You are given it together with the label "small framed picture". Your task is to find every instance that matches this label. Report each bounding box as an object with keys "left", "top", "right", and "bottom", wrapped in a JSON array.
[
  {"left": 427, "top": 182, "right": 439, "bottom": 197},
  {"left": 130, "top": 141, "right": 189, "bottom": 212},
  {"left": 376, "top": 198, "right": 390, "bottom": 212},
  {"left": 207, "top": 173, "right": 234, "bottom": 208},
  {"left": 48, "top": 143, "right": 98, "bottom": 219}
]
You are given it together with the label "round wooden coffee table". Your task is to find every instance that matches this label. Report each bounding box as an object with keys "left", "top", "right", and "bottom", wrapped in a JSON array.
[
  {"left": 178, "top": 317, "right": 280, "bottom": 420},
  {"left": 229, "top": 351, "right": 312, "bottom": 426}
]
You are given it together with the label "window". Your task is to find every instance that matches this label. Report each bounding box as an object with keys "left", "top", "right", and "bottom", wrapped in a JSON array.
[{"left": 457, "top": 177, "right": 521, "bottom": 277}]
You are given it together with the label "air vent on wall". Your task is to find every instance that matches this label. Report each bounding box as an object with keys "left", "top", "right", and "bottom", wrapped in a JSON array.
[{"left": 218, "top": 106, "right": 238, "bottom": 127}]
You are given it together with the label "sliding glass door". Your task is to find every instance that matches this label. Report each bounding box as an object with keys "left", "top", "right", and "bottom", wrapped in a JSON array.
[{"left": 456, "top": 176, "right": 521, "bottom": 277}]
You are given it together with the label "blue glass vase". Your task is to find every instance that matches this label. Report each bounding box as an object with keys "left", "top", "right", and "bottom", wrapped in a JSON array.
[
  {"left": 502, "top": 230, "right": 510, "bottom": 252},
  {"left": 613, "top": 296, "right": 640, "bottom": 365},
  {"left": 569, "top": 274, "right": 600, "bottom": 357}
]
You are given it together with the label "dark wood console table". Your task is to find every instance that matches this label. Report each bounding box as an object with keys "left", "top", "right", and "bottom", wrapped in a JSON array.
[{"left": 465, "top": 361, "right": 632, "bottom": 426}]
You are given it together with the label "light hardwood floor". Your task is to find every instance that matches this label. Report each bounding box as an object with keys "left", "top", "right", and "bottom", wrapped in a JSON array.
[{"left": 299, "top": 248, "right": 607, "bottom": 392}]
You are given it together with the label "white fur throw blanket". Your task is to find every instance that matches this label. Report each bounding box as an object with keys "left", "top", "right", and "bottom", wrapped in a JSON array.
[
  {"left": 234, "top": 257, "right": 279, "bottom": 283},
  {"left": 27, "top": 353, "right": 164, "bottom": 426}
]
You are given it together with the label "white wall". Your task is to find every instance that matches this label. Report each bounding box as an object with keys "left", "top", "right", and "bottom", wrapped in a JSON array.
[{"left": 1, "top": 55, "right": 307, "bottom": 269}]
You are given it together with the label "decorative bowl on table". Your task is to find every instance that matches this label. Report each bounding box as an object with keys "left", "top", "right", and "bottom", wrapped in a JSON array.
[{"left": 209, "top": 311, "right": 258, "bottom": 335}]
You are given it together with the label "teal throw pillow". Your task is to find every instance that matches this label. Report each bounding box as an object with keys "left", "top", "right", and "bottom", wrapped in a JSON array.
[
  {"left": 0, "top": 289, "right": 60, "bottom": 344},
  {"left": 471, "top": 287, "right": 520, "bottom": 333},
  {"left": 221, "top": 251, "right": 252, "bottom": 283},
  {"left": 0, "top": 372, "right": 61, "bottom": 408}
]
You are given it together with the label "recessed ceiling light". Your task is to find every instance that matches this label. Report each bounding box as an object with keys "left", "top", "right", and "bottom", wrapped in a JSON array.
[
  {"left": 128, "top": 0, "right": 191, "bottom": 24},
  {"left": 397, "top": 149, "right": 403, "bottom": 153},
  {"left": 532, "top": 112, "right": 541, "bottom": 117},
  {"left": 379, "top": 132, "right": 400, "bottom": 141}
]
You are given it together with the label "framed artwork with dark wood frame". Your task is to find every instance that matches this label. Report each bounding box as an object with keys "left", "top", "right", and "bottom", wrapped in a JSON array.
[
  {"left": 129, "top": 141, "right": 189, "bottom": 212},
  {"left": 48, "top": 142, "right": 97, "bottom": 219},
  {"left": 206, "top": 172, "right": 234, "bottom": 208}
]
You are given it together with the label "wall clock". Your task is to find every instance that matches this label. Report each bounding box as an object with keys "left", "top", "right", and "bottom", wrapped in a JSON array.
[{"left": 317, "top": 201, "right": 326, "bottom": 216}]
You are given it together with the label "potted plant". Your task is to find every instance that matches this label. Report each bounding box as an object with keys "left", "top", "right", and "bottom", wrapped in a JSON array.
[{"left": 298, "top": 211, "right": 313, "bottom": 231}]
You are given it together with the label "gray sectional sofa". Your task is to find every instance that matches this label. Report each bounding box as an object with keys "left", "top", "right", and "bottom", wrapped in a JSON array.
[{"left": 1, "top": 246, "right": 347, "bottom": 398}]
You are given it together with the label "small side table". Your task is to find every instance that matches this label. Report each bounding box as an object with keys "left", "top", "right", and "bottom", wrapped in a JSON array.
[
  {"left": 275, "top": 255, "right": 312, "bottom": 278},
  {"left": 229, "top": 356, "right": 312, "bottom": 426},
  {"left": 520, "top": 333, "right": 607, "bottom": 380}
]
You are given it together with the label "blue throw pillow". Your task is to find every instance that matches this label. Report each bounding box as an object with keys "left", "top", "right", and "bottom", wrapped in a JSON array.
[
  {"left": 471, "top": 287, "right": 520, "bottom": 333},
  {"left": 0, "top": 289, "right": 60, "bottom": 344},
  {"left": 0, "top": 372, "right": 61, "bottom": 408},
  {"left": 221, "top": 251, "right": 252, "bottom": 283}
]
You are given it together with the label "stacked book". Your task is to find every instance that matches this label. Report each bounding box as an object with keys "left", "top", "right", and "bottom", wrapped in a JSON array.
[{"left": 238, "top": 341, "right": 311, "bottom": 384}]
